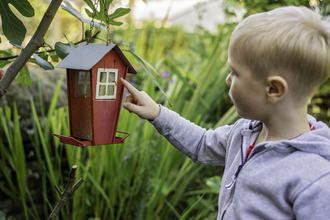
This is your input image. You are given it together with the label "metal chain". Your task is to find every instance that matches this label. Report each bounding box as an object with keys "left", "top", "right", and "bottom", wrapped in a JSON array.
[
  {"left": 87, "top": 0, "right": 99, "bottom": 44},
  {"left": 103, "top": 0, "right": 111, "bottom": 45},
  {"left": 87, "top": 0, "right": 111, "bottom": 45}
]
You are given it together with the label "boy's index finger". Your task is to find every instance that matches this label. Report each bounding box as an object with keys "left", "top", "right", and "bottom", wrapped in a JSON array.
[{"left": 120, "top": 78, "right": 140, "bottom": 96}]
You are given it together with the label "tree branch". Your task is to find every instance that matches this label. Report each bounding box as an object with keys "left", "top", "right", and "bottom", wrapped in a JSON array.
[
  {"left": 47, "top": 165, "right": 84, "bottom": 220},
  {"left": 0, "top": 0, "right": 64, "bottom": 99},
  {"left": 0, "top": 30, "right": 102, "bottom": 61}
]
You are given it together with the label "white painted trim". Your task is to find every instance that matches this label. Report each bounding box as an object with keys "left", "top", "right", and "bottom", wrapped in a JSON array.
[{"left": 96, "top": 68, "right": 118, "bottom": 100}]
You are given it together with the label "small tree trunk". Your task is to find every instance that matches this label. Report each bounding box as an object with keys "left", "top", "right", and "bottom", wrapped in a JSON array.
[{"left": 47, "top": 165, "right": 84, "bottom": 220}]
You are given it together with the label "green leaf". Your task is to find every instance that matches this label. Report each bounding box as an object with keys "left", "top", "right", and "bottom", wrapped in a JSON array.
[
  {"left": 85, "top": 30, "right": 90, "bottom": 38},
  {"left": 28, "top": 57, "right": 37, "bottom": 64},
  {"left": 0, "top": 50, "right": 13, "bottom": 57},
  {"left": 32, "top": 54, "right": 53, "bottom": 70},
  {"left": 0, "top": 0, "right": 34, "bottom": 45},
  {"left": 16, "top": 64, "right": 32, "bottom": 86},
  {"left": 55, "top": 42, "right": 75, "bottom": 59},
  {"left": 0, "top": 60, "right": 11, "bottom": 68},
  {"left": 10, "top": 41, "right": 53, "bottom": 70},
  {"left": 108, "top": 8, "right": 130, "bottom": 26},
  {"left": 85, "top": 8, "right": 93, "bottom": 18},
  {"left": 8, "top": 0, "right": 34, "bottom": 17},
  {"left": 0, "top": 1, "right": 26, "bottom": 45},
  {"left": 83, "top": 0, "right": 128, "bottom": 26},
  {"left": 50, "top": 53, "right": 59, "bottom": 62},
  {"left": 61, "top": 1, "right": 106, "bottom": 30},
  {"left": 55, "top": 34, "right": 75, "bottom": 59},
  {"left": 83, "top": 0, "right": 94, "bottom": 12},
  {"left": 9, "top": 41, "right": 23, "bottom": 49},
  {"left": 0, "top": 37, "right": 2, "bottom": 44},
  {"left": 128, "top": 41, "right": 136, "bottom": 52},
  {"left": 84, "top": 0, "right": 113, "bottom": 21}
]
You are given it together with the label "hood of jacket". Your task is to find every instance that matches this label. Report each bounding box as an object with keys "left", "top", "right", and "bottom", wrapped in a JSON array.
[{"left": 246, "top": 114, "right": 330, "bottom": 161}]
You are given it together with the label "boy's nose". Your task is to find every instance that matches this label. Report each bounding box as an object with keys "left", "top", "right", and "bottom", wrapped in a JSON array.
[{"left": 226, "top": 74, "right": 231, "bottom": 87}]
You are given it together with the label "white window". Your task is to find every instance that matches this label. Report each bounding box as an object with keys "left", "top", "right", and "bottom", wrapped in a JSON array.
[{"left": 96, "top": 68, "right": 118, "bottom": 100}]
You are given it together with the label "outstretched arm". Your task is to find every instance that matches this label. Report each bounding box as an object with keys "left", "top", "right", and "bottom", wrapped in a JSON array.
[
  {"left": 121, "top": 77, "right": 231, "bottom": 165},
  {"left": 120, "top": 78, "right": 160, "bottom": 120}
]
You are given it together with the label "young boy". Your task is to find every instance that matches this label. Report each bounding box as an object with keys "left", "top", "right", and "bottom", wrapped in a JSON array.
[{"left": 120, "top": 6, "right": 330, "bottom": 219}]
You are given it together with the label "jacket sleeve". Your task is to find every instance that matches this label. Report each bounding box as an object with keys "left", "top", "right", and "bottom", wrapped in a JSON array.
[
  {"left": 149, "top": 105, "right": 233, "bottom": 165},
  {"left": 293, "top": 172, "right": 330, "bottom": 220}
]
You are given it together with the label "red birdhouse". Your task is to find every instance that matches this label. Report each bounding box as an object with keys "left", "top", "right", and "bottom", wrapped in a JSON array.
[{"left": 54, "top": 43, "right": 136, "bottom": 146}]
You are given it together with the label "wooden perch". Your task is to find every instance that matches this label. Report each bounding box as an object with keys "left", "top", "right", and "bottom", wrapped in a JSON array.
[
  {"left": 0, "top": 0, "right": 63, "bottom": 99},
  {"left": 47, "top": 165, "right": 84, "bottom": 220}
]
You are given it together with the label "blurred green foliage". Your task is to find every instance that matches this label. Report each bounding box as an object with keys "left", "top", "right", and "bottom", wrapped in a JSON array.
[{"left": 229, "top": 0, "right": 330, "bottom": 16}]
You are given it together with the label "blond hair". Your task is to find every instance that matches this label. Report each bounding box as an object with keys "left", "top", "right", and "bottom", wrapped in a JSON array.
[{"left": 229, "top": 6, "right": 330, "bottom": 102}]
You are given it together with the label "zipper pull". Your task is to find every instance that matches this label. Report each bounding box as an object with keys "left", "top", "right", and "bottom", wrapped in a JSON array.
[{"left": 225, "top": 165, "right": 243, "bottom": 189}]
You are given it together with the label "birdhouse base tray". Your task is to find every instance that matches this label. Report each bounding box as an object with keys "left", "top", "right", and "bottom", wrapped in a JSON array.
[
  {"left": 53, "top": 131, "right": 130, "bottom": 147},
  {"left": 53, "top": 134, "right": 93, "bottom": 147}
]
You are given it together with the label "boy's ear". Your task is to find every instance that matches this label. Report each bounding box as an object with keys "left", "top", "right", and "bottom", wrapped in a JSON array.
[{"left": 266, "top": 76, "right": 288, "bottom": 104}]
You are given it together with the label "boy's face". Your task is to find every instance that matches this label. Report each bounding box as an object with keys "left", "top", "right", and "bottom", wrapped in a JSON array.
[{"left": 226, "top": 52, "right": 268, "bottom": 120}]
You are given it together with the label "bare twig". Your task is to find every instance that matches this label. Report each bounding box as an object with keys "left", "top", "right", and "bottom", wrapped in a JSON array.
[
  {"left": 47, "top": 165, "right": 84, "bottom": 220},
  {"left": 0, "top": 0, "right": 63, "bottom": 99}
]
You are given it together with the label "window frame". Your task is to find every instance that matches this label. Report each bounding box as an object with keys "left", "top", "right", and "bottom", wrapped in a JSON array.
[{"left": 95, "top": 68, "right": 118, "bottom": 100}]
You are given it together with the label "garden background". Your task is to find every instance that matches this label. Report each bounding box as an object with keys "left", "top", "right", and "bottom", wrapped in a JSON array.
[{"left": 1, "top": 0, "right": 330, "bottom": 219}]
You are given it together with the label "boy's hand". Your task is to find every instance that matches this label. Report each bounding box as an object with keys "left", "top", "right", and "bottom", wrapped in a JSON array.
[{"left": 120, "top": 78, "right": 160, "bottom": 120}]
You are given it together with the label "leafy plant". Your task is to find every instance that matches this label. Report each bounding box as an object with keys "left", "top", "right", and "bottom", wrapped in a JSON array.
[
  {"left": 83, "top": 0, "right": 130, "bottom": 26},
  {"left": 0, "top": 0, "right": 130, "bottom": 91}
]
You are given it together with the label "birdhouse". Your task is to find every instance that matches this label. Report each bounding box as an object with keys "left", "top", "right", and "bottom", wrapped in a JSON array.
[{"left": 54, "top": 43, "right": 136, "bottom": 147}]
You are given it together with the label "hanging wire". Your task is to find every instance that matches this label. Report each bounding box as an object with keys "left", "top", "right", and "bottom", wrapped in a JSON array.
[
  {"left": 103, "top": 0, "right": 111, "bottom": 45},
  {"left": 87, "top": 0, "right": 99, "bottom": 44}
]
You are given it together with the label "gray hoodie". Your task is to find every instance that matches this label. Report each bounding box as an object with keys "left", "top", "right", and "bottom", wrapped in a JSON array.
[{"left": 150, "top": 106, "right": 330, "bottom": 220}]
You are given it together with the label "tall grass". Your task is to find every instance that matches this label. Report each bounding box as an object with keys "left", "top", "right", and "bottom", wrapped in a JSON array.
[{"left": 0, "top": 23, "right": 238, "bottom": 219}]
